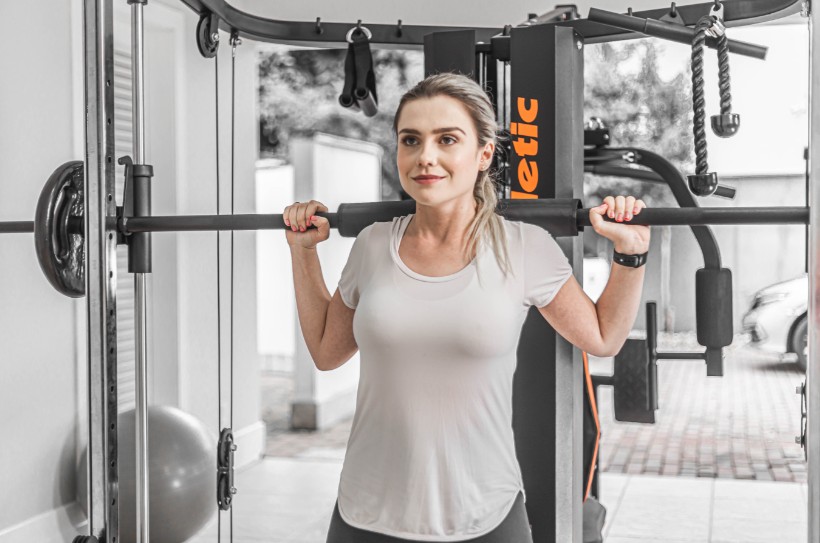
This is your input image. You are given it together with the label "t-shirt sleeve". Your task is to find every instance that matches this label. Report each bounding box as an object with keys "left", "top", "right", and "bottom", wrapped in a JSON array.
[
  {"left": 337, "top": 224, "right": 373, "bottom": 309},
  {"left": 522, "top": 223, "right": 573, "bottom": 308}
]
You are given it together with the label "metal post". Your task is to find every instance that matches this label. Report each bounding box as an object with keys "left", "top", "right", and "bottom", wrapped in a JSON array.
[
  {"left": 807, "top": 3, "right": 820, "bottom": 542},
  {"left": 83, "top": 0, "right": 119, "bottom": 540},
  {"left": 130, "top": 1, "right": 150, "bottom": 542},
  {"left": 510, "top": 24, "right": 584, "bottom": 543}
]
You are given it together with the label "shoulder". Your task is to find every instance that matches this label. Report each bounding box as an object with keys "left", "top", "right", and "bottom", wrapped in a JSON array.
[
  {"left": 496, "top": 216, "right": 536, "bottom": 244},
  {"left": 352, "top": 216, "right": 399, "bottom": 245}
]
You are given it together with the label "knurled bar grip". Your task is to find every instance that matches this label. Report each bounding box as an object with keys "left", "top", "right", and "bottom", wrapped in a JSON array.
[{"left": 587, "top": 8, "right": 768, "bottom": 60}]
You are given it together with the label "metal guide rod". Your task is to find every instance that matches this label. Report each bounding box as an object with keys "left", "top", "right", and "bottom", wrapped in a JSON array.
[
  {"left": 807, "top": 3, "right": 819, "bottom": 542},
  {"left": 130, "top": 2, "right": 150, "bottom": 543}
]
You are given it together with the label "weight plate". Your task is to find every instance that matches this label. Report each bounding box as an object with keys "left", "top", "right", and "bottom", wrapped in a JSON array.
[{"left": 34, "top": 161, "right": 85, "bottom": 298}]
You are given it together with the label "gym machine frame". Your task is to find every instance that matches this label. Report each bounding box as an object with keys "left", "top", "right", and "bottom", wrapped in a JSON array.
[{"left": 66, "top": 0, "right": 814, "bottom": 542}]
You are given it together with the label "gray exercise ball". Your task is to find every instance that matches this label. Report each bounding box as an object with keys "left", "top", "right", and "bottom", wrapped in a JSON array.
[{"left": 78, "top": 406, "right": 217, "bottom": 543}]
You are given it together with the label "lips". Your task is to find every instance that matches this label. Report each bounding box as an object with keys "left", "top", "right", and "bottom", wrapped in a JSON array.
[{"left": 413, "top": 175, "right": 443, "bottom": 184}]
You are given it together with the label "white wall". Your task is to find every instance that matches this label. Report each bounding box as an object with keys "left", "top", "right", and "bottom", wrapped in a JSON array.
[
  {"left": 256, "top": 162, "right": 297, "bottom": 372},
  {"left": 0, "top": 0, "right": 81, "bottom": 533},
  {"left": 289, "top": 134, "right": 382, "bottom": 430}
]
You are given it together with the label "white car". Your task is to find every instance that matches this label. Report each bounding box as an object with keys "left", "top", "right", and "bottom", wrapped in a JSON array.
[{"left": 741, "top": 275, "right": 808, "bottom": 370}]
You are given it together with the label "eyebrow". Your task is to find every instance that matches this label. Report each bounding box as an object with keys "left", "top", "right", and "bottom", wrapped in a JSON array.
[{"left": 398, "top": 127, "right": 466, "bottom": 136}]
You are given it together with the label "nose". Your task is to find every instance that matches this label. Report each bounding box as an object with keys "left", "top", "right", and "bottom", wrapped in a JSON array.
[{"left": 417, "top": 141, "right": 438, "bottom": 167}]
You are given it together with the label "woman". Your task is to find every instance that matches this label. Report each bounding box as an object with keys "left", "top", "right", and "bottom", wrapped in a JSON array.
[{"left": 284, "top": 73, "right": 649, "bottom": 543}]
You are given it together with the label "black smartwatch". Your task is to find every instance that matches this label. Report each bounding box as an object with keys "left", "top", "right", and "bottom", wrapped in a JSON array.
[{"left": 613, "top": 250, "right": 648, "bottom": 268}]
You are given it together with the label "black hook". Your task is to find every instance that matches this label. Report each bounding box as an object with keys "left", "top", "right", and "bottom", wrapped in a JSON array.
[
  {"left": 396, "top": 19, "right": 403, "bottom": 37},
  {"left": 670, "top": 2, "right": 678, "bottom": 17},
  {"left": 627, "top": 7, "right": 634, "bottom": 16},
  {"left": 356, "top": 19, "right": 362, "bottom": 31},
  {"left": 315, "top": 17, "right": 323, "bottom": 35},
  {"left": 713, "top": 0, "right": 721, "bottom": 12}
]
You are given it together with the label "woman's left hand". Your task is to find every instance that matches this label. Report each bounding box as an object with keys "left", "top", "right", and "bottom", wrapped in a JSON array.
[{"left": 589, "top": 195, "right": 651, "bottom": 254}]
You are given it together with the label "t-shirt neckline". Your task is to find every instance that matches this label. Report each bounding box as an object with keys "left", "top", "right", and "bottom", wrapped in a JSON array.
[{"left": 391, "top": 214, "right": 478, "bottom": 283}]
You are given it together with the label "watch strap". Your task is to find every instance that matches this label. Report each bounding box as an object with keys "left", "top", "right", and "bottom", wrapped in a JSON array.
[{"left": 613, "top": 250, "right": 648, "bottom": 268}]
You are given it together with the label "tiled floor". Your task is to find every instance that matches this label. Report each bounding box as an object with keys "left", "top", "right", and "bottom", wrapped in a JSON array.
[{"left": 186, "top": 456, "right": 809, "bottom": 543}]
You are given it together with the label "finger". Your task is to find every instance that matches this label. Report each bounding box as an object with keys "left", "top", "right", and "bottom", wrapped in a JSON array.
[
  {"left": 634, "top": 199, "right": 646, "bottom": 214},
  {"left": 306, "top": 200, "right": 326, "bottom": 227},
  {"left": 590, "top": 202, "right": 608, "bottom": 214},
  {"left": 308, "top": 202, "right": 329, "bottom": 228},
  {"left": 589, "top": 205, "right": 606, "bottom": 229},
  {"left": 288, "top": 203, "right": 301, "bottom": 231},
  {"left": 283, "top": 205, "right": 291, "bottom": 228},
  {"left": 310, "top": 214, "right": 328, "bottom": 230},
  {"left": 624, "top": 196, "right": 636, "bottom": 220},
  {"left": 302, "top": 202, "right": 316, "bottom": 231},
  {"left": 614, "top": 195, "right": 626, "bottom": 222},
  {"left": 297, "top": 203, "right": 310, "bottom": 232},
  {"left": 603, "top": 196, "right": 615, "bottom": 218}
]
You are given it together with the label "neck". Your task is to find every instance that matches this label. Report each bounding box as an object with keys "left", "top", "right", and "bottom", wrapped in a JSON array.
[{"left": 407, "top": 200, "right": 477, "bottom": 246}]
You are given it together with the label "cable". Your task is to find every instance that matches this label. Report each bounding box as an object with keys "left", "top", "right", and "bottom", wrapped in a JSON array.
[
  {"left": 214, "top": 46, "right": 222, "bottom": 543},
  {"left": 229, "top": 32, "right": 240, "bottom": 543}
]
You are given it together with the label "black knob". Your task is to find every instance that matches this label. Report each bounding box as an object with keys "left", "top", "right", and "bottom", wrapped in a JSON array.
[
  {"left": 688, "top": 172, "right": 719, "bottom": 196},
  {"left": 710, "top": 113, "right": 740, "bottom": 138}
]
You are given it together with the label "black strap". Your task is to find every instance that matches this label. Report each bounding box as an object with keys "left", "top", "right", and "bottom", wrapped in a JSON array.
[
  {"left": 339, "top": 41, "right": 359, "bottom": 110},
  {"left": 338, "top": 29, "right": 378, "bottom": 117},
  {"left": 613, "top": 250, "right": 648, "bottom": 268},
  {"left": 351, "top": 32, "right": 378, "bottom": 116}
]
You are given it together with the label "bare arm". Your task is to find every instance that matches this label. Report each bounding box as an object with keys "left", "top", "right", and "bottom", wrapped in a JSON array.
[
  {"left": 287, "top": 201, "right": 358, "bottom": 371},
  {"left": 538, "top": 194, "right": 650, "bottom": 357},
  {"left": 538, "top": 263, "right": 646, "bottom": 357}
]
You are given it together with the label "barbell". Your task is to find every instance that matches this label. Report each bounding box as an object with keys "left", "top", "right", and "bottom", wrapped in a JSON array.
[{"left": 1, "top": 161, "right": 810, "bottom": 298}]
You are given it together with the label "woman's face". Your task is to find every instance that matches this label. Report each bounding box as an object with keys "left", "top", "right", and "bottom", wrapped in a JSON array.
[{"left": 396, "top": 95, "right": 494, "bottom": 210}]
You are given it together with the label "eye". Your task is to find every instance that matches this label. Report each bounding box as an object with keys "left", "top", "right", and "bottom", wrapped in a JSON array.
[
  {"left": 440, "top": 135, "right": 458, "bottom": 145},
  {"left": 400, "top": 136, "right": 418, "bottom": 146}
]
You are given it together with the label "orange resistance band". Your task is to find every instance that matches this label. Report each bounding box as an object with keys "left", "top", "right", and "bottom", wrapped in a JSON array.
[{"left": 582, "top": 351, "right": 601, "bottom": 503}]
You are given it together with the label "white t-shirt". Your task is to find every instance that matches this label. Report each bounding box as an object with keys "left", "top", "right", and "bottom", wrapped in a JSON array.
[{"left": 335, "top": 213, "right": 573, "bottom": 541}]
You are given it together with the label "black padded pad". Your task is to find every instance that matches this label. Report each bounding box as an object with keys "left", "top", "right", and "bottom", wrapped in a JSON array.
[{"left": 613, "top": 338, "right": 656, "bottom": 423}]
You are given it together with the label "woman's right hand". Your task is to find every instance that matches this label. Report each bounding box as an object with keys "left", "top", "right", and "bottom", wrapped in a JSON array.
[{"left": 283, "top": 200, "right": 330, "bottom": 249}]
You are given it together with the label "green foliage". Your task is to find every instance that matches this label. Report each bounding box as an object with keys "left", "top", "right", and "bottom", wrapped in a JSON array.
[{"left": 257, "top": 47, "right": 423, "bottom": 199}]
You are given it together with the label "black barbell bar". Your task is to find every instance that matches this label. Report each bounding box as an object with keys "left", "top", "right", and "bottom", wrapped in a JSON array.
[{"left": 0, "top": 201, "right": 810, "bottom": 238}]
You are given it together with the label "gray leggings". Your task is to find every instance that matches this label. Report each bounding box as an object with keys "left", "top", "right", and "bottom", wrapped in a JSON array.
[{"left": 326, "top": 492, "right": 533, "bottom": 543}]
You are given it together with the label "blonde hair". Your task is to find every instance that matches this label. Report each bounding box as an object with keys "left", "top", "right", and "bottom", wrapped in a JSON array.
[{"left": 393, "top": 73, "right": 512, "bottom": 277}]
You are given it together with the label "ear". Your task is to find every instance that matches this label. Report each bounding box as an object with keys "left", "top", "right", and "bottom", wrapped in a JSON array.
[{"left": 479, "top": 141, "right": 495, "bottom": 168}]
